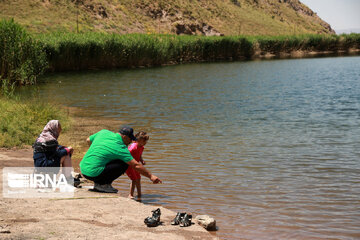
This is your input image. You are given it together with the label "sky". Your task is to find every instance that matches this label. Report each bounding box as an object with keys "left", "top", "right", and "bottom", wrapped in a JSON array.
[{"left": 300, "top": 0, "right": 360, "bottom": 33}]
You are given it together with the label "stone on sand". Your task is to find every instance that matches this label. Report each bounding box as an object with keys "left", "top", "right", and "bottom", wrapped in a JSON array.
[{"left": 195, "top": 215, "right": 216, "bottom": 231}]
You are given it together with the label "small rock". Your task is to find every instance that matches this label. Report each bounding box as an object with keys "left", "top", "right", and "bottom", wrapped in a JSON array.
[{"left": 195, "top": 215, "right": 216, "bottom": 231}]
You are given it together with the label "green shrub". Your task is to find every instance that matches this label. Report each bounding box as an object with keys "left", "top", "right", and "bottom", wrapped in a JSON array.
[{"left": 0, "top": 19, "right": 48, "bottom": 94}]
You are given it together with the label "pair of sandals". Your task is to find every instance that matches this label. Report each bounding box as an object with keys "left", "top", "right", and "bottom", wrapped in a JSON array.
[
  {"left": 144, "top": 209, "right": 192, "bottom": 228},
  {"left": 171, "top": 212, "right": 192, "bottom": 227},
  {"left": 144, "top": 208, "right": 161, "bottom": 227}
]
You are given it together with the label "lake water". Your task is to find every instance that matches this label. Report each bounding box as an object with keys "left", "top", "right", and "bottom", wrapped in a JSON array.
[{"left": 32, "top": 56, "right": 360, "bottom": 239}]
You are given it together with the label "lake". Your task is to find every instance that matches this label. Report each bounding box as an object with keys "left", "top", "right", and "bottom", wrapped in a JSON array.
[{"left": 32, "top": 56, "right": 360, "bottom": 239}]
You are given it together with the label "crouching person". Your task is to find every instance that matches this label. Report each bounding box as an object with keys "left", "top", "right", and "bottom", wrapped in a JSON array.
[{"left": 80, "top": 127, "right": 162, "bottom": 193}]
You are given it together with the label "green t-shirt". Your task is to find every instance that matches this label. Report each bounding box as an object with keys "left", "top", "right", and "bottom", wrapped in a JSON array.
[{"left": 80, "top": 129, "right": 134, "bottom": 177}]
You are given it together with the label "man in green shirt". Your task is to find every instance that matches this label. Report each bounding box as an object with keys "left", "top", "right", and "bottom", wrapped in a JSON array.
[{"left": 80, "top": 126, "right": 162, "bottom": 193}]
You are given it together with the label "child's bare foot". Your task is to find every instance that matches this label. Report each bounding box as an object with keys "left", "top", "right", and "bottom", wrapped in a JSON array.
[
  {"left": 128, "top": 194, "right": 134, "bottom": 199},
  {"left": 137, "top": 194, "right": 142, "bottom": 199}
]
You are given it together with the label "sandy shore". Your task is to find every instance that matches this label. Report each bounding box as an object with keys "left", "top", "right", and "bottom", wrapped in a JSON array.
[{"left": 0, "top": 149, "right": 217, "bottom": 240}]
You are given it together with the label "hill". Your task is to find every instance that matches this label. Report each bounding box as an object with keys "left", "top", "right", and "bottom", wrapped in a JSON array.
[{"left": 0, "top": 0, "right": 334, "bottom": 35}]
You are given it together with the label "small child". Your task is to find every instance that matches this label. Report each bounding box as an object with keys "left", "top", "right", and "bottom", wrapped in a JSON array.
[{"left": 126, "top": 131, "right": 149, "bottom": 199}]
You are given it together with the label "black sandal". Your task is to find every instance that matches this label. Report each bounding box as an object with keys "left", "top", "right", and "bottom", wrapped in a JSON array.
[
  {"left": 171, "top": 212, "right": 186, "bottom": 225},
  {"left": 144, "top": 208, "right": 161, "bottom": 227},
  {"left": 179, "top": 213, "right": 192, "bottom": 227}
]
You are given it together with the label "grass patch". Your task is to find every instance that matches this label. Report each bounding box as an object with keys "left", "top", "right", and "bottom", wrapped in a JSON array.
[{"left": 0, "top": 96, "right": 70, "bottom": 148}]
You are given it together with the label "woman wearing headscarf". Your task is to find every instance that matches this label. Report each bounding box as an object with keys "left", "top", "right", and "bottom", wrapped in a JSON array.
[{"left": 33, "top": 120, "right": 74, "bottom": 180}]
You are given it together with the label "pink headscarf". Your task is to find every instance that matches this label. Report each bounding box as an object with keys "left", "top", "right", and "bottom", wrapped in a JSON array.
[{"left": 36, "top": 120, "right": 61, "bottom": 143}]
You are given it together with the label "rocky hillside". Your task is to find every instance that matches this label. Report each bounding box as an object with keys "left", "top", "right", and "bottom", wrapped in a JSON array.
[{"left": 0, "top": 0, "right": 334, "bottom": 35}]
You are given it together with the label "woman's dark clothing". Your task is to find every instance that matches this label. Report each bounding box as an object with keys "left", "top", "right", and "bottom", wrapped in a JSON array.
[
  {"left": 33, "top": 140, "right": 68, "bottom": 168},
  {"left": 82, "top": 159, "right": 129, "bottom": 184}
]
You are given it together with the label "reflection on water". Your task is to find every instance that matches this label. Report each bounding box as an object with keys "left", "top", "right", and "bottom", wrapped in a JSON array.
[{"left": 27, "top": 56, "right": 360, "bottom": 239}]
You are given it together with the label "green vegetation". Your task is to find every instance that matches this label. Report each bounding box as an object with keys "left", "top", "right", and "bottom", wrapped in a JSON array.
[
  {"left": 1, "top": 18, "right": 359, "bottom": 81},
  {"left": 1, "top": 18, "right": 360, "bottom": 75},
  {"left": 0, "top": 96, "right": 70, "bottom": 148},
  {"left": 0, "top": 19, "right": 47, "bottom": 94},
  {"left": 37, "top": 33, "right": 254, "bottom": 71},
  {"left": 254, "top": 34, "right": 360, "bottom": 53},
  {"left": 36, "top": 32, "right": 360, "bottom": 71}
]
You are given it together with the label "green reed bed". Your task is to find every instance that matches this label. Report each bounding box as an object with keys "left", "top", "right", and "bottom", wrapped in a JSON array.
[
  {"left": 37, "top": 33, "right": 173, "bottom": 70},
  {"left": 0, "top": 19, "right": 47, "bottom": 91},
  {"left": 36, "top": 32, "right": 360, "bottom": 71},
  {"left": 1, "top": 19, "right": 359, "bottom": 149},
  {"left": 36, "top": 33, "right": 255, "bottom": 71},
  {"left": 255, "top": 34, "right": 360, "bottom": 53},
  {"left": 256, "top": 34, "right": 337, "bottom": 53},
  {"left": 339, "top": 33, "right": 360, "bottom": 49},
  {"left": 1, "top": 18, "right": 360, "bottom": 83}
]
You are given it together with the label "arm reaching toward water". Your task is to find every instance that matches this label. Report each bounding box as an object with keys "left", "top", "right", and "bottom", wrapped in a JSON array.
[{"left": 127, "top": 159, "right": 162, "bottom": 184}]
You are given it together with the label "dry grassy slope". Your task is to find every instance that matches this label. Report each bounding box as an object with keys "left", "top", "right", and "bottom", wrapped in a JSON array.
[{"left": 0, "top": 0, "right": 334, "bottom": 35}]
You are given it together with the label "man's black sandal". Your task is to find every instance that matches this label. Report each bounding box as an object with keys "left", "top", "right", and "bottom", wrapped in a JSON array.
[
  {"left": 179, "top": 213, "right": 192, "bottom": 227},
  {"left": 171, "top": 212, "right": 186, "bottom": 225}
]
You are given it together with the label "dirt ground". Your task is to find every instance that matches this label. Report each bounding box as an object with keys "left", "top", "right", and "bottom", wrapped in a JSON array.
[{"left": 0, "top": 149, "right": 217, "bottom": 240}]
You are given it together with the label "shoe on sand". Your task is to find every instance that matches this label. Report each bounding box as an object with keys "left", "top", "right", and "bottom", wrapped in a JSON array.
[
  {"left": 171, "top": 212, "right": 186, "bottom": 225},
  {"left": 65, "top": 177, "right": 82, "bottom": 188},
  {"left": 144, "top": 208, "right": 161, "bottom": 227},
  {"left": 74, "top": 178, "right": 81, "bottom": 188},
  {"left": 93, "top": 183, "right": 118, "bottom": 193},
  {"left": 179, "top": 213, "right": 192, "bottom": 227},
  {"left": 107, "top": 184, "right": 118, "bottom": 192}
]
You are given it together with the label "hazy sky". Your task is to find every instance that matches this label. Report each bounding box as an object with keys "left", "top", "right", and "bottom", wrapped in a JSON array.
[{"left": 300, "top": 0, "right": 360, "bottom": 32}]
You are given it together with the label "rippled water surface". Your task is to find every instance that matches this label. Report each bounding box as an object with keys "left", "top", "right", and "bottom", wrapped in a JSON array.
[{"left": 33, "top": 56, "right": 360, "bottom": 239}]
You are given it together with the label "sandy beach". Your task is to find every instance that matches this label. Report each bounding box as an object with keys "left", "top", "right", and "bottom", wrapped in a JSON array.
[{"left": 0, "top": 149, "right": 217, "bottom": 240}]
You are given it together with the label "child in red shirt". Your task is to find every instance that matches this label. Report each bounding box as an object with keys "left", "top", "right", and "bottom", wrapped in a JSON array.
[{"left": 126, "top": 131, "right": 149, "bottom": 199}]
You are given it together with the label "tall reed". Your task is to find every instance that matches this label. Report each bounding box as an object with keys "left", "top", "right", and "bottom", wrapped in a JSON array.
[
  {"left": 38, "top": 33, "right": 255, "bottom": 70},
  {"left": 0, "top": 19, "right": 47, "bottom": 95},
  {"left": 36, "top": 32, "right": 360, "bottom": 72}
]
